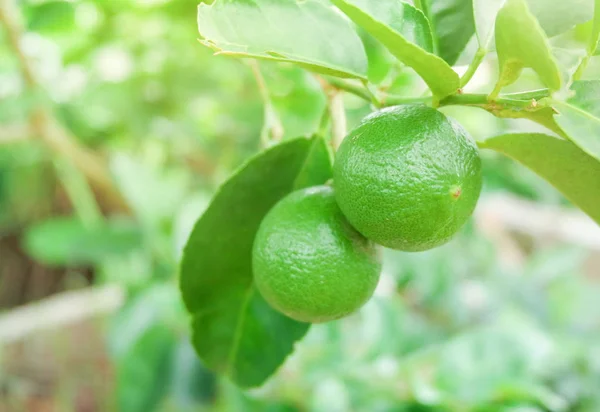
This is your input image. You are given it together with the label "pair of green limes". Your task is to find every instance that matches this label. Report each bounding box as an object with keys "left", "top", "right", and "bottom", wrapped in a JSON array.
[{"left": 253, "top": 105, "right": 483, "bottom": 323}]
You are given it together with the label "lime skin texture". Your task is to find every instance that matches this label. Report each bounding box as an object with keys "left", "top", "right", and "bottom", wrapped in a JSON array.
[
  {"left": 253, "top": 185, "right": 382, "bottom": 324},
  {"left": 333, "top": 104, "right": 482, "bottom": 252}
]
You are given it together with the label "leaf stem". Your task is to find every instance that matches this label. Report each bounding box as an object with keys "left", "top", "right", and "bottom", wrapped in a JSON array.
[
  {"left": 382, "top": 95, "right": 433, "bottom": 106},
  {"left": 248, "top": 60, "right": 284, "bottom": 146},
  {"left": 460, "top": 48, "right": 487, "bottom": 88},
  {"left": 440, "top": 92, "right": 551, "bottom": 113},
  {"left": 326, "top": 77, "right": 378, "bottom": 106},
  {"left": 328, "top": 90, "right": 347, "bottom": 150},
  {"left": 360, "top": 79, "right": 383, "bottom": 108},
  {"left": 317, "top": 105, "right": 331, "bottom": 136},
  {"left": 321, "top": 70, "right": 551, "bottom": 123},
  {"left": 317, "top": 76, "right": 349, "bottom": 149}
]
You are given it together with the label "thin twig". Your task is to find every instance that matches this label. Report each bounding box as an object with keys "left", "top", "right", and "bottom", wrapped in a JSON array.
[
  {"left": 460, "top": 48, "right": 487, "bottom": 89},
  {"left": 0, "top": 124, "right": 30, "bottom": 144},
  {"left": 248, "top": 60, "right": 284, "bottom": 146},
  {"left": 0, "top": 285, "right": 125, "bottom": 344},
  {"left": 326, "top": 77, "right": 377, "bottom": 105},
  {"left": 0, "top": 0, "right": 128, "bottom": 211},
  {"left": 315, "top": 75, "right": 348, "bottom": 149},
  {"left": 0, "top": 0, "right": 36, "bottom": 87},
  {"left": 475, "top": 193, "right": 600, "bottom": 251},
  {"left": 328, "top": 90, "right": 347, "bottom": 150}
]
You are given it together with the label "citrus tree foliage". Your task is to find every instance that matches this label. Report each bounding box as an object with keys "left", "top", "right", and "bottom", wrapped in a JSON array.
[{"left": 180, "top": 0, "right": 600, "bottom": 391}]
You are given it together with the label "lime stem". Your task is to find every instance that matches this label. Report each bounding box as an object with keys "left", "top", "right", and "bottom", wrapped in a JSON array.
[
  {"left": 327, "top": 77, "right": 378, "bottom": 106},
  {"left": 248, "top": 60, "right": 284, "bottom": 146},
  {"left": 328, "top": 90, "right": 347, "bottom": 150},
  {"left": 322, "top": 77, "right": 552, "bottom": 123},
  {"left": 460, "top": 48, "right": 487, "bottom": 89}
]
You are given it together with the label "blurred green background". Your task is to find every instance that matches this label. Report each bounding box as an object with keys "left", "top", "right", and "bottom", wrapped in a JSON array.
[{"left": 0, "top": 1, "right": 599, "bottom": 411}]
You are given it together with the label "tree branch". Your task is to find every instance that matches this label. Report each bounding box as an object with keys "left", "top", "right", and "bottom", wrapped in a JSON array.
[
  {"left": 0, "top": 0, "right": 128, "bottom": 211},
  {"left": 0, "top": 285, "right": 125, "bottom": 344},
  {"left": 475, "top": 193, "right": 600, "bottom": 251},
  {"left": 0, "top": 124, "right": 30, "bottom": 144}
]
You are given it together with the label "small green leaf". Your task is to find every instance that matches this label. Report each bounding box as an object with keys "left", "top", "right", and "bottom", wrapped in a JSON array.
[
  {"left": 331, "top": 0, "right": 460, "bottom": 99},
  {"left": 420, "top": 0, "right": 476, "bottom": 66},
  {"left": 480, "top": 133, "right": 600, "bottom": 224},
  {"left": 492, "top": 0, "right": 562, "bottom": 96},
  {"left": 180, "top": 136, "right": 332, "bottom": 387},
  {"left": 23, "top": 217, "right": 142, "bottom": 266},
  {"left": 552, "top": 80, "right": 600, "bottom": 162},
  {"left": 197, "top": 0, "right": 368, "bottom": 79}
]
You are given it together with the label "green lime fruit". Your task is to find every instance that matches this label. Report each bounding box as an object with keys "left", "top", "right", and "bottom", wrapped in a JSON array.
[
  {"left": 333, "top": 105, "right": 482, "bottom": 252},
  {"left": 252, "top": 185, "right": 381, "bottom": 323}
]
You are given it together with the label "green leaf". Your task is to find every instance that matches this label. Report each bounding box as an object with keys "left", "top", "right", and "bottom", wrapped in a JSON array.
[
  {"left": 346, "top": 1, "right": 435, "bottom": 52},
  {"left": 552, "top": 80, "right": 600, "bottom": 162},
  {"left": 110, "top": 154, "right": 189, "bottom": 227},
  {"left": 23, "top": 217, "right": 142, "bottom": 266},
  {"left": 169, "top": 339, "right": 217, "bottom": 407},
  {"left": 492, "top": 0, "right": 562, "bottom": 96},
  {"left": 265, "top": 66, "right": 327, "bottom": 140},
  {"left": 474, "top": 0, "right": 594, "bottom": 51},
  {"left": 180, "top": 136, "right": 333, "bottom": 388},
  {"left": 553, "top": 48, "right": 587, "bottom": 92},
  {"left": 591, "top": 0, "right": 600, "bottom": 54},
  {"left": 494, "top": 106, "right": 564, "bottom": 136},
  {"left": 197, "top": 0, "right": 368, "bottom": 79},
  {"left": 525, "top": 0, "right": 594, "bottom": 38},
  {"left": 109, "top": 284, "right": 184, "bottom": 359},
  {"left": 331, "top": 0, "right": 460, "bottom": 99},
  {"left": 473, "top": 0, "right": 505, "bottom": 49},
  {"left": 117, "top": 325, "right": 175, "bottom": 412},
  {"left": 420, "top": 0, "right": 476, "bottom": 66},
  {"left": 111, "top": 285, "right": 188, "bottom": 412},
  {"left": 480, "top": 133, "right": 600, "bottom": 224},
  {"left": 360, "top": 29, "right": 396, "bottom": 84},
  {"left": 27, "top": 1, "right": 75, "bottom": 33}
]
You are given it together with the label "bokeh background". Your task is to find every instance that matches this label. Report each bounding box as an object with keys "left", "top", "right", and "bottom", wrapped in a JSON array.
[{"left": 1, "top": 0, "right": 600, "bottom": 411}]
